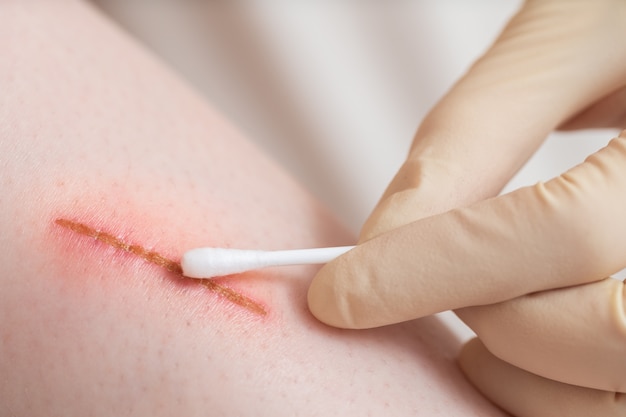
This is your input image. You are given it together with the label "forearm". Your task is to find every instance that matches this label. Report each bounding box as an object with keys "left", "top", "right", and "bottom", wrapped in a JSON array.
[{"left": 0, "top": 1, "right": 507, "bottom": 416}]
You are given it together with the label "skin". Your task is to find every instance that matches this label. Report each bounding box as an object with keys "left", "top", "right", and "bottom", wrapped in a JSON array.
[{"left": 0, "top": 1, "right": 510, "bottom": 416}]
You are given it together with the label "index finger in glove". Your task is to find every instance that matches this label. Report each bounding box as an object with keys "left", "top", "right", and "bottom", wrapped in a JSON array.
[{"left": 309, "top": 131, "right": 626, "bottom": 328}]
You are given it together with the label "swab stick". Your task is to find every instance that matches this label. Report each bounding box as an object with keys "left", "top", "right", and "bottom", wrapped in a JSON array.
[{"left": 181, "top": 246, "right": 355, "bottom": 278}]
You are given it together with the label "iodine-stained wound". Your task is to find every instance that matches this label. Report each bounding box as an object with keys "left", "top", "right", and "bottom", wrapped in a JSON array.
[{"left": 55, "top": 218, "right": 266, "bottom": 316}]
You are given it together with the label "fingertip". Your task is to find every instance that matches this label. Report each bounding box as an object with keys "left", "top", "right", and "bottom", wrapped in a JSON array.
[
  {"left": 307, "top": 261, "right": 356, "bottom": 329},
  {"left": 312, "top": 225, "right": 455, "bottom": 330},
  {"left": 359, "top": 188, "right": 432, "bottom": 243}
]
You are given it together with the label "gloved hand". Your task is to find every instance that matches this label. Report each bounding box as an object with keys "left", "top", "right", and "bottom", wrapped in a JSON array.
[{"left": 308, "top": 0, "right": 626, "bottom": 415}]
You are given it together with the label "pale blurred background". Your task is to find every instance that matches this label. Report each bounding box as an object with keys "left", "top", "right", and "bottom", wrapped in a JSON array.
[{"left": 90, "top": 0, "right": 620, "bottom": 338}]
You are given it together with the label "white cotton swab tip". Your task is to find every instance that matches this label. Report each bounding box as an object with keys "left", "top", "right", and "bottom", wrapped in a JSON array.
[{"left": 181, "top": 245, "right": 355, "bottom": 278}]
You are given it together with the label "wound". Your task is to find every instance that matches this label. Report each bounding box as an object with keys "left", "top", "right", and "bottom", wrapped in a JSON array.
[{"left": 55, "top": 218, "right": 267, "bottom": 316}]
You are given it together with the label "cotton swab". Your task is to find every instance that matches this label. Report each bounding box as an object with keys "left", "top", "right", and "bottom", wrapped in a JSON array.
[{"left": 181, "top": 245, "right": 355, "bottom": 278}]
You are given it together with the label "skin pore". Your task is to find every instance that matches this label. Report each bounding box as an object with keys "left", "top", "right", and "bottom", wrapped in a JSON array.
[{"left": 0, "top": 1, "right": 509, "bottom": 415}]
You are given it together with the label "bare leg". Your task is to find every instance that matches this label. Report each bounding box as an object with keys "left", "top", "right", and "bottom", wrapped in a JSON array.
[{"left": 0, "top": 1, "right": 507, "bottom": 416}]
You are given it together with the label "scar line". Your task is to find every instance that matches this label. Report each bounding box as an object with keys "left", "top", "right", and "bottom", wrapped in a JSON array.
[{"left": 55, "top": 218, "right": 267, "bottom": 316}]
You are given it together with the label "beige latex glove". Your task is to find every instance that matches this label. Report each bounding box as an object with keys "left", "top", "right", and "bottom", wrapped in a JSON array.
[{"left": 308, "top": 0, "right": 626, "bottom": 415}]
